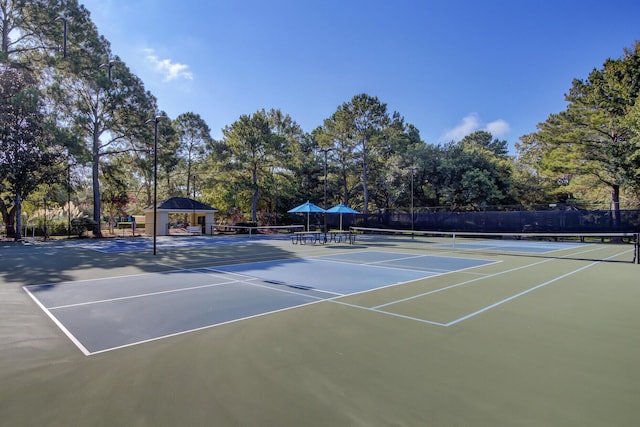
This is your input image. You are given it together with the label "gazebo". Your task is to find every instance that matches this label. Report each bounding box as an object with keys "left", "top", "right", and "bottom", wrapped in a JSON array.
[{"left": 143, "top": 197, "right": 218, "bottom": 236}]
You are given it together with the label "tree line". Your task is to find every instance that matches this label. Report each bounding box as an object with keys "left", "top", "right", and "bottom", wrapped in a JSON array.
[{"left": 1, "top": 1, "right": 640, "bottom": 241}]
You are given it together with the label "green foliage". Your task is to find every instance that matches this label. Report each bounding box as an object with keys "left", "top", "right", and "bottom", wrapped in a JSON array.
[
  {"left": 0, "top": 64, "right": 59, "bottom": 239},
  {"left": 25, "top": 200, "right": 91, "bottom": 237},
  {"left": 174, "top": 112, "right": 213, "bottom": 195},
  {"left": 519, "top": 41, "right": 640, "bottom": 212},
  {"left": 219, "top": 109, "right": 303, "bottom": 222},
  {"left": 329, "top": 94, "right": 391, "bottom": 214},
  {"left": 437, "top": 133, "right": 513, "bottom": 210}
]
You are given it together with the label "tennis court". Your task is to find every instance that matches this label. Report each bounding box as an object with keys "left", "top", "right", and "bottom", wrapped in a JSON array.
[
  {"left": 23, "top": 251, "right": 495, "bottom": 355},
  {"left": 2, "top": 233, "right": 639, "bottom": 426}
]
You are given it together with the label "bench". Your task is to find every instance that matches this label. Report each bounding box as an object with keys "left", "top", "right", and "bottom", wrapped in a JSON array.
[{"left": 187, "top": 226, "right": 203, "bottom": 235}]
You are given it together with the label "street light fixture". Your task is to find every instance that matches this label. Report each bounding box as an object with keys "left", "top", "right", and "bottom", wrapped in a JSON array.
[
  {"left": 407, "top": 166, "right": 417, "bottom": 238},
  {"left": 67, "top": 158, "right": 73, "bottom": 239},
  {"left": 100, "top": 59, "right": 120, "bottom": 81},
  {"left": 192, "top": 174, "right": 197, "bottom": 229},
  {"left": 320, "top": 148, "right": 334, "bottom": 243},
  {"left": 146, "top": 115, "right": 169, "bottom": 255},
  {"left": 43, "top": 197, "right": 48, "bottom": 241}
]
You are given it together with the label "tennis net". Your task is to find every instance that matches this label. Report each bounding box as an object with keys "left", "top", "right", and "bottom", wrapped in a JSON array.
[
  {"left": 216, "top": 224, "right": 305, "bottom": 237},
  {"left": 349, "top": 226, "right": 640, "bottom": 264}
]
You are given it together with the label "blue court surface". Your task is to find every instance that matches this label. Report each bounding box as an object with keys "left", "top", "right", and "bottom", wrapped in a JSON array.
[{"left": 24, "top": 251, "right": 496, "bottom": 355}]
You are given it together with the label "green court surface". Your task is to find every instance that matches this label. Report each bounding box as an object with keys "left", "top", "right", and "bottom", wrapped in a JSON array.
[{"left": 1, "top": 236, "right": 639, "bottom": 426}]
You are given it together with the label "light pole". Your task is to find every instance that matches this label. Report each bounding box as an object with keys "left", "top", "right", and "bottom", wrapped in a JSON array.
[
  {"left": 43, "top": 197, "right": 48, "bottom": 240},
  {"left": 192, "top": 174, "right": 197, "bottom": 229},
  {"left": 100, "top": 59, "right": 120, "bottom": 81},
  {"left": 67, "top": 159, "right": 73, "bottom": 239},
  {"left": 320, "top": 148, "right": 333, "bottom": 243},
  {"left": 146, "top": 115, "right": 169, "bottom": 255},
  {"left": 407, "top": 166, "right": 417, "bottom": 237}
]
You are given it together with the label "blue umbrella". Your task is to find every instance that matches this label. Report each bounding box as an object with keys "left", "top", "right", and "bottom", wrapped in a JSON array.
[
  {"left": 288, "top": 201, "right": 325, "bottom": 231},
  {"left": 326, "top": 204, "right": 360, "bottom": 231}
]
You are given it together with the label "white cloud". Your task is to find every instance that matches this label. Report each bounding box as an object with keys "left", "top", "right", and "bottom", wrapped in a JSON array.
[
  {"left": 143, "top": 48, "right": 194, "bottom": 82},
  {"left": 485, "top": 119, "right": 510, "bottom": 138},
  {"left": 439, "top": 113, "right": 481, "bottom": 142},
  {"left": 439, "top": 113, "right": 510, "bottom": 142}
]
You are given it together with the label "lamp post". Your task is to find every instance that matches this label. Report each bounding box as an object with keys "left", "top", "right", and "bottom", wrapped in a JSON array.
[
  {"left": 407, "top": 166, "right": 417, "bottom": 238},
  {"left": 146, "top": 115, "right": 169, "bottom": 255},
  {"left": 192, "top": 174, "right": 197, "bottom": 229},
  {"left": 67, "top": 159, "right": 73, "bottom": 239},
  {"left": 320, "top": 148, "right": 333, "bottom": 243},
  {"left": 100, "top": 59, "right": 120, "bottom": 81},
  {"left": 43, "top": 197, "right": 48, "bottom": 240}
]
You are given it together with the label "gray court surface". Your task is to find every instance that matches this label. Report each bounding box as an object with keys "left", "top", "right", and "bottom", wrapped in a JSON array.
[{"left": 24, "top": 251, "right": 495, "bottom": 355}]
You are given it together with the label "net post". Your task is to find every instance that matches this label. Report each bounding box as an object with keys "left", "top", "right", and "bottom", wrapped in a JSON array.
[{"left": 635, "top": 233, "right": 639, "bottom": 264}]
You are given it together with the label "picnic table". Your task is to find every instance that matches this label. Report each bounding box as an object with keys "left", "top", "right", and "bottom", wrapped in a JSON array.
[
  {"left": 327, "top": 230, "right": 355, "bottom": 244},
  {"left": 291, "top": 230, "right": 355, "bottom": 245},
  {"left": 291, "top": 231, "right": 324, "bottom": 245}
]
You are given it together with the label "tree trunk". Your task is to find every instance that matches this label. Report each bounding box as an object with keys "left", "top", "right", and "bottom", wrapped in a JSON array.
[
  {"left": 92, "top": 128, "right": 103, "bottom": 238},
  {"left": 610, "top": 184, "right": 621, "bottom": 227},
  {"left": 341, "top": 164, "right": 349, "bottom": 206},
  {"left": 186, "top": 164, "right": 192, "bottom": 195},
  {"left": 0, "top": 199, "right": 11, "bottom": 237},
  {"left": 14, "top": 193, "right": 22, "bottom": 241},
  {"left": 92, "top": 151, "right": 102, "bottom": 237},
  {"left": 251, "top": 166, "right": 258, "bottom": 222},
  {"left": 2, "top": 203, "right": 17, "bottom": 238}
]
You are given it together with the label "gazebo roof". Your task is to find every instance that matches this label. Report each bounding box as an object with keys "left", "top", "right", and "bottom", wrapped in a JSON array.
[{"left": 146, "top": 197, "right": 217, "bottom": 212}]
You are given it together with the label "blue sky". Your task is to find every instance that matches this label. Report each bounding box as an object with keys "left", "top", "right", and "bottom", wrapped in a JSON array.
[{"left": 79, "top": 0, "right": 640, "bottom": 151}]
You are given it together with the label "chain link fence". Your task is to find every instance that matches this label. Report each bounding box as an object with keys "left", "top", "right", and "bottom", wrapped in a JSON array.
[{"left": 342, "top": 208, "right": 640, "bottom": 233}]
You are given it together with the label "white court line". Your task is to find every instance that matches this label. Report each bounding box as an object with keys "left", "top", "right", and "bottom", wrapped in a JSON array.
[
  {"left": 202, "top": 265, "right": 346, "bottom": 298},
  {"left": 47, "top": 277, "right": 260, "bottom": 310},
  {"left": 239, "top": 278, "right": 345, "bottom": 298},
  {"left": 88, "top": 299, "right": 328, "bottom": 356},
  {"left": 372, "top": 257, "right": 554, "bottom": 310},
  {"left": 372, "top": 244, "right": 617, "bottom": 310},
  {"left": 330, "top": 299, "right": 448, "bottom": 327},
  {"left": 310, "top": 256, "right": 450, "bottom": 276},
  {"left": 23, "top": 287, "right": 92, "bottom": 356},
  {"left": 24, "top": 268, "right": 189, "bottom": 289},
  {"left": 164, "top": 261, "right": 346, "bottom": 298},
  {"left": 29, "top": 263, "right": 337, "bottom": 356},
  {"left": 356, "top": 246, "right": 633, "bottom": 326},
  {"left": 32, "top": 247, "right": 631, "bottom": 355},
  {"left": 445, "top": 248, "right": 632, "bottom": 326},
  {"left": 360, "top": 253, "right": 440, "bottom": 265},
  {"left": 313, "top": 253, "right": 497, "bottom": 276},
  {"left": 24, "top": 259, "right": 269, "bottom": 291}
]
